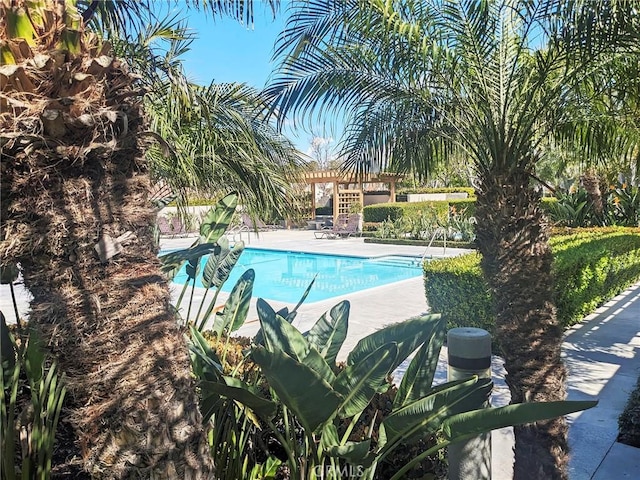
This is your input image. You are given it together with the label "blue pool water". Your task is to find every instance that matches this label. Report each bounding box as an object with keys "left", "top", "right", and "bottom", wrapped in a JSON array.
[{"left": 173, "top": 248, "right": 423, "bottom": 303}]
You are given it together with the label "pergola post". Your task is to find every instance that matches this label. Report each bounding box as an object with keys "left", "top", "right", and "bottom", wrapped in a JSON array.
[
  {"left": 390, "top": 180, "right": 396, "bottom": 203},
  {"left": 333, "top": 180, "right": 339, "bottom": 223},
  {"left": 310, "top": 183, "right": 316, "bottom": 218}
]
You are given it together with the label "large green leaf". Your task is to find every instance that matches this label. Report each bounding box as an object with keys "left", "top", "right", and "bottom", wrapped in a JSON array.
[
  {"left": 204, "top": 241, "right": 245, "bottom": 290},
  {"left": 327, "top": 439, "right": 372, "bottom": 464},
  {"left": 258, "top": 298, "right": 310, "bottom": 359},
  {"left": 303, "top": 346, "right": 337, "bottom": 384},
  {"left": 333, "top": 343, "right": 398, "bottom": 418},
  {"left": 24, "top": 328, "right": 45, "bottom": 383},
  {"left": 159, "top": 243, "right": 217, "bottom": 280},
  {"left": 252, "top": 346, "right": 342, "bottom": 433},
  {"left": 322, "top": 422, "right": 377, "bottom": 467},
  {"left": 305, "top": 300, "right": 349, "bottom": 366},
  {"left": 347, "top": 314, "right": 442, "bottom": 372},
  {"left": 188, "top": 328, "right": 223, "bottom": 382},
  {"left": 200, "top": 376, "right": 277, "bottom": 420},
  {"left": 254, "top": 299, "right": 294, "bottom": 345},
  {"left": 201, "top": 236, "right": 230, "bottom": 288},
  {"left": 381, "top": 377, "right": 491, "bottom": 448},
  {"left": 213, "top": 268, "right": 254, "bottom": 335},
  {"left": 0, "top": 311, "right": 15, "bottom": 371},
  {"left": 442, "top": 400, "right": 598, "bottom": 444},
  {"left": 199, "top": 193, "right": 238, "bottom": 244},
  {"left": 394, "top": 315, "right": 446, "bottom": 408},
  {"left": 185, "top": 256, "right": 201, "bottom": 281},
  {"left": 257, "top": 298, "right": 334, "bottom": 382}
]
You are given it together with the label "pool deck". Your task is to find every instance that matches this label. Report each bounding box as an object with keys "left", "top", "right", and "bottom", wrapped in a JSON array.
[{"left": 2, "top": 228, "right": 640, "bottom": 479}]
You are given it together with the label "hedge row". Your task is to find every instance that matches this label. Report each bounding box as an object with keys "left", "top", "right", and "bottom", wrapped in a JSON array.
[
  {"left": 364, "top": 197, "right": 558, "bottom": 223},
  {"left": 363, "top": 201, "right": 451, "bottom": 222},
  {"left": 397, "top": 187, "right": 476, "bottom": 196},
  {"left": 423, "top": 227, "right": 640, "bottom": 336},
  {"left": 365, "top": 237, "right": 475, "bottom": 249}
]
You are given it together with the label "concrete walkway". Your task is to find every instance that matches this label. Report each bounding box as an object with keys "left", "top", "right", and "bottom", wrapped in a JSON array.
[{"left": 2, "top": 229, "right": 640, "bottom": 478}]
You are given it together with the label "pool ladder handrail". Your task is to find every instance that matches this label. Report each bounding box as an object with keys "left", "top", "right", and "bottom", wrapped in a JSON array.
[{"left": 421, "top": 227, "right": 447, "bottom": 263}]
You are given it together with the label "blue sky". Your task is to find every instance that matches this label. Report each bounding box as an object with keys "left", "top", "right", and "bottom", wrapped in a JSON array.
[
  {"left": 171, "top": 5, "right": 339, "bottom": 155},
  {"left": 181, "top": 8, "right": 284, "bottom": 89}
]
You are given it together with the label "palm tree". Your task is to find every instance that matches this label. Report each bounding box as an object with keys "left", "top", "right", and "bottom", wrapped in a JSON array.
[
  {"left": 0, "top": 0, "right": 280, "bottom": 477},
  {"left": 265, "top": 1, "right": 639, "bottom": 478},
  {"left": 113, "top": 17, "right": 305, "bottom": 220}
]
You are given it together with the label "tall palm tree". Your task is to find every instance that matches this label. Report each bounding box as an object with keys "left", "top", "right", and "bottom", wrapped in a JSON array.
[
  {"left": 0, "top": 0, "right": 280, "bottom": 477},
  {"left": 265, "top": 1, "right": 639, "bottom": 478}
]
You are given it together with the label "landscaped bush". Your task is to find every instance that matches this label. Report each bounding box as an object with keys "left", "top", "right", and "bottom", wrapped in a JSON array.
[
  {"left": 397, "top": 187, "right": 476, "bottom": 196},
  {"left": 400, "top": 201, "right": 451, "bottom": 220},
  {"left": 424, "top": 227, "right": 640, "bottom": 336},
  {"left": 423, "top": 252, "right": 495, "bottom": 333},
  {"left": 315, "top": 205, "right": 333, "bottom": 216},
  {"left": 365, "top": 237, "right": 476, "bottom": 249},
  {"left": 618, "top": 375, "right": 640, "bottom": 448},
  {"left": 548, "top": 177, "right": 640, "bottom": 228},
  {"left": 363, "top": 221, "right": 381, "bottom": 232},
  {"left": 364, "top": 201, "right": 451, "bottom": 223},
  {"left": 363, "top": 204, "right": 406, "bottom": 222},
  {"left": 448, "top": 198, "right": 476, "bottom": 217}
]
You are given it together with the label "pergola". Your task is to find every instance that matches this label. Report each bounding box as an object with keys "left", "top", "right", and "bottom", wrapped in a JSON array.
[{"left": 302, "top": 170, "right": 403, "bottom": 221}]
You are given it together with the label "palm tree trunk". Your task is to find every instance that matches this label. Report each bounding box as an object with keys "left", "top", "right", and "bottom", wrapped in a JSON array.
[
  {"left": 0, "top": 31, "right": 214, "bottom": 480},
  {"left": 474, "top": 168, "right": 568, "bottom": 480}
]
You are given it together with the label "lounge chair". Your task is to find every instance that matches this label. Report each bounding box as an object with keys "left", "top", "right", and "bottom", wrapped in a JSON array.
[
  {"left": 157, "top": 216, "right": 174, "bottom": 237},
  {"left": 335, "top": 213, "right": 362, "bottom": 238},
  {"left": 240, "top": 213, "right": 279, "bottom": 231},
  {"left": 169, "top": 216, "right": 189, "bottom": 237},
  {"left": 314, "top": 214, "right": 350, "bottom": 239}
]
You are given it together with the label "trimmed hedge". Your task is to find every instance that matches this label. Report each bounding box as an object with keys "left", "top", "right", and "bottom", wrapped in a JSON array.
[
  {"left": 423, "top": 252, "right": 496, "bottom": 333},
  {"left": 424, "top": 228, "right": 640, "bottom": 335},
  {"left": 448, "top": 198, "right": 477, "bottom": 217},
  {"left": 364, "top": 197, "right": 557, "bottom": 224},
  {"left": 397, "top": 187, "right": 476, "bottom": 196},
  {"left": 364, "top": 237, "right": 475, "bottom": 249},
  {"left": 363, "top": 204, "right": 406, "bottom": 222},
  {"left": 363, "top": 201, "right": 451, "bottom": 223},
  {"left": 618, "top": 375, "right": 640, "bottom": 448}
]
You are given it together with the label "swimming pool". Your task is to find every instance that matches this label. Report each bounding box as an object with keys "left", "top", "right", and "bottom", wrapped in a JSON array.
[{"left": 172, "top": 248, "right": 423, "bottom": 303}]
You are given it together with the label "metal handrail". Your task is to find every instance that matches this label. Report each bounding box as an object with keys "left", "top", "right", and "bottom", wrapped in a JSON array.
[{"left": 421, "top": 227, "right": 447, "bottom": 262}]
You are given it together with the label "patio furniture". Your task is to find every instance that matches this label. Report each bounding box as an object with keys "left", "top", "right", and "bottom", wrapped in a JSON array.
[
  {"left": 314, "top": 214, "right": 355, "bottom": 239},
  {"left": 240, "top": 213, "right": 279, "bottom": 231},
  {"left": 157, "top": 216, "right": 174, "bottom": 237},
  {"left": 335, "top": 213, "right": 362, "bottom": 238},
  {"left": 170, "top": 216, "right": 189, "bottom": 237}
]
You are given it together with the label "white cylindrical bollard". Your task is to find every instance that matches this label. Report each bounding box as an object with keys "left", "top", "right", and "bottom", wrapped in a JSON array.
[{"left": 447, "top": 327, "right": 492, "bottom": 480}]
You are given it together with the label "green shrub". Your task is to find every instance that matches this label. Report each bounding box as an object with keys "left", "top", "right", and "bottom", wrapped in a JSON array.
[
  {"left": 315, "top": 205, "right": 332, "bottom": 216},
  {"left": 397, "top": 187, "right": 476, "bottom": 196},
  {"left": 363, "top": 201, "right": 451, "bottom": 223},
  {"left": 424, "top": 228, "right": 640, "bottom": 336},
  {"left": 401, "top": 201, "right": 451, "bottom": 220},
  {"left": 618, "top": 375, "right": 640, "bottom": 448},
  {"left": 448, "top": 198, "right": 476, "bottom": 217},
  {"left": 446, "top": 197, "right": 556, "bottom": 220},
  {"left": 362, "top": 221, "right": 381, "bottom": 232},
  {"left": 423, "top": 253, "right": 495, "bottom": 333},
  {"left": 363, "top": 204, "right": 406, "bottom": 222}
]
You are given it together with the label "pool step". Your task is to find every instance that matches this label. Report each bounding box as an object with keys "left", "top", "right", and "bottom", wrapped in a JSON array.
[{"left": 370, "top": 256, "right": 424, "bottom": 268}]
